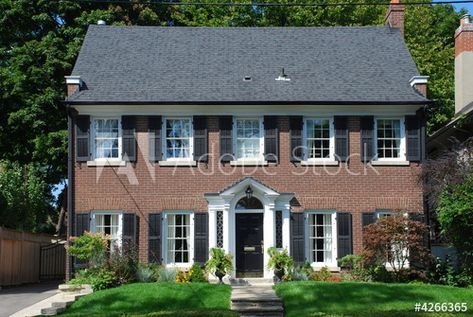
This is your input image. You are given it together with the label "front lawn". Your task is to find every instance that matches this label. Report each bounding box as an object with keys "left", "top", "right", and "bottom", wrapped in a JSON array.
[
  {"left": 60, "top": 282, "right": 237, "bottom": 317},
  {"left": 275, "top": 281, "right": 473, "bottom": 317}
]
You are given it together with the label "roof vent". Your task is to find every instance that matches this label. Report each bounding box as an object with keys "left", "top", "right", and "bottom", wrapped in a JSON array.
[
  {"left": 243, "top": 76, "right": 252, "bottom": 82},
  {"left": 97, "top": 20, "right": 106, "bottom": 25},
  {"left": 275, "top": 67, "right": 290, "bottom": 81}
]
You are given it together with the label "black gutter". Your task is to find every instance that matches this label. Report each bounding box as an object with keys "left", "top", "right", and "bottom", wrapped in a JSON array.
[
  {"left": 66, "top": 107, "right": 74, "bottom": 280},
  {"left": 64, "top": 100, "right": 432, "bottom": 106}
]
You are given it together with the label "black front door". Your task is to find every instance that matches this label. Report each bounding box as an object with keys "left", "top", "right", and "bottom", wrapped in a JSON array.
[{"left": 236, "top": 213, "right": 264, "bottom": 277}]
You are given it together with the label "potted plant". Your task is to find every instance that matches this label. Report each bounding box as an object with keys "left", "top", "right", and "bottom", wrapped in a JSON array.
[
  {"left": 205, "top": 248, "right": 233, "bottom": 284},
  {"left": 267, "top": 247, "right": 294, "bottom": 281}
]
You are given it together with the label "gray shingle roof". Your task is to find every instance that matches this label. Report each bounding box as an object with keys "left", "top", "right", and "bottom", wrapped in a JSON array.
[{"left": 67, "top": 25, "right": 428, "bottom": 104}]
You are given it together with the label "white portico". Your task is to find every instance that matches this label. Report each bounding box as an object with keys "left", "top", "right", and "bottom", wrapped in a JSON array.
[{"left": 204, "top": 177, "right": 294, "bottom": 279}]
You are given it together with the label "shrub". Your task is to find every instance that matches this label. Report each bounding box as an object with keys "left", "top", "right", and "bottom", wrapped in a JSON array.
[
  {"left": 300, "top": 261, "right": 313, "bottom": 276},
  {"left": 158, "top": 267, "right": 177, "bottom": 282},
  {"left": 367, "top": 265, "right": 392, "bottom": 283},
  {"left": 136, "top": 264, "right": 155, "bottom": 283},
  {"left": 267, "top": 247, "right": 294, "bottom": 281},
  {"left": 289, "top": 268, "right": 309, "bottom": 281},
  {"left": 189, "top": 263, "right": 208, "bottom": 283},
  {"left": 176, "top": 270, "right": 190, "bottom": 283},
  {"left": 66, "top": 232, "right": 108, "bottom": 267},
  {"left": 108, "top": 242, "right": 138, "bottom": 285},
  {"left": 427, "top": 257, "right": 473, "bottom": 287},
  {"left": 70, "top": 267, "right": 116, "bottom": 291},
  {"left": 309, "top": 266, "right": 331, "bottom": 281},
  {"left": 363, "top": 212, "right": 432, "bottom": 281},
  {"left": 339, "top": 254, "right": 369, "bottom": 281}
]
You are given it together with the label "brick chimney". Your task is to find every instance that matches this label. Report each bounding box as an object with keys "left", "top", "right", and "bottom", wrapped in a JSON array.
[
  {"left": 65, "top": 75, "right": 82, "bottom": 97},
  {"left": 455, "top": 14, "right": 473, "bottom": 115},
  {"left": 385, "top": 0, "right": 405, "bottom": 36},
  {"left": 409, "top": 76, "right": 429, "bottom": 97}
]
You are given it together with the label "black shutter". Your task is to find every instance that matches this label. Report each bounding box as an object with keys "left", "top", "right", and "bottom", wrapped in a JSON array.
[
  {"left": 219, "top": 116, "right": 233, "bottom": 162},
  {"left": 360, "top": 116, "right": 374, "bottom": 162},
  {"left": 74, "top": 213, "right": 90, "bottom": 268},
  {"left": 75, "top": 115, "right": 90, "bottom": 162},
  {"left": 362, "top": 212, "right": 376, "bottom": 228},
  {"left": 290, "top": 212, "right": 305, "bottom": 265},
  {"left": 334, "top": 116, "right": 349, "bottom": 162},
  {"left": 193, "top": 116, "right": 208, "bottom": 162},
  {"left": 337, "top": 213, "right": 353, "bottom": 259},
  {"left": 122, "top": 116, "right": 136, "bottom": 162},
  {"left": 194, "top": 213, "right": 209, "bottom": 265},
  {"left": 406, "top": 115, "right": 423, "bottom": 162},
  {"left": 148, "top": 213, "right": 162, "bottom": 263},
  {"left": 289, "top": 116, "right": 303, "bottom": 162},
  {"left": 264, "top": 116, "right": 279, "bottom": 162},
  {"left": 148, "top": 116, "right": 162, "bottom": 162},
  {"left": 122, "top": 213, "right": 137, "bottom": 251}
]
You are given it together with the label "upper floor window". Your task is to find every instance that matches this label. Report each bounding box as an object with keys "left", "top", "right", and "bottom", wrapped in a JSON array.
[
  {"left": 304, "top": 118, "right": 334, "bottom": 160},
  {"left": 234, "top": 118, "right": 263, "bottom": 160},
  {"left": 93, "top": 118, "right": 120, "bottom": 160},
  {"left": 164, "top": 118, "right": 193, "bottom": 160},
  {"left": 375, "top": 119, "right": 405, "bottom": 160}
]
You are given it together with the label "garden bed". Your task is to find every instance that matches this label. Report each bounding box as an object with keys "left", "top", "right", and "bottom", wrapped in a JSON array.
[
  {"left": 274, "top": 281, "right": 473, "bottom": 317},
  {"left": 60, "top": 282, "right": 237, "bottom": 317}
]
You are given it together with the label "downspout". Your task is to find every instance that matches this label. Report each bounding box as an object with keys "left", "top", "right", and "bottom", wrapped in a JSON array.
[{"left": 67, "top": 106, "right": 74, "bottom": 280}]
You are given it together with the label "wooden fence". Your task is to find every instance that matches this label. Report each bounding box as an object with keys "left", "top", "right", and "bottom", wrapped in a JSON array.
[{"left": 0, "top": 227, "right": 65, "bottom": 286}]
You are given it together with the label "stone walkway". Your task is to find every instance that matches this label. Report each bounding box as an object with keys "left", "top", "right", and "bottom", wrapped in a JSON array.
[{"left": 230, "top": 279, "right": 284, "bottom": 317}]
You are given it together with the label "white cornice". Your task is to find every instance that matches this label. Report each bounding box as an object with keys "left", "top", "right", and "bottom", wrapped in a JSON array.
[
  {"left": 65, "top": 75, "right": 82, "bottom": 86},
  {"left": 409, "top": 76, "right": 429, "bottom": 87}
]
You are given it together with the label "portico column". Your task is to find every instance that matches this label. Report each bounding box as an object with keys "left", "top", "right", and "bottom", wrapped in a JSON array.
[{"left": 263, "top": 195, "right": 278, "bottom": 278}]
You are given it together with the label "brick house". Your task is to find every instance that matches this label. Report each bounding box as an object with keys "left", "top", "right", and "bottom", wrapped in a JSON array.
[{"left": 65, "top": 0, "right": 429, "bottom": 279}]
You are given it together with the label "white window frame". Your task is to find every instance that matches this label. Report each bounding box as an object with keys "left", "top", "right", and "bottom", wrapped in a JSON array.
[
  {"left": 305, "top": 210, "right": 338, "bottom": 268},
  {"left": 162, "top": 211, "right": 194, "bottom": 268},
  {"left": 90, "top": 211, "right": 123, "bottom": 251},
  {"left": 303, "top": 117, "right": 335, "bottom": 162},
  {"left": 91, "top": 117, "right": 122, "bottom": 162},
  {"left": 374, "top": 117, "right": 406, "bottom": 162},
  {"left": 232, "top": 117, "right": 265, "bottom": 162},
  {"left": 162, "top": 117, "right": 194, "bottom": 162}
]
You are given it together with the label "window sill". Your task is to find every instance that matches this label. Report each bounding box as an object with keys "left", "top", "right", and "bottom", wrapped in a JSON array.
[
  {"left": 159, "top": 160, "right": 197, "bottom": 167},
  {"left": 230, "top": 160, "right": 268, "bottom": 166},
  {"left": 86, "top": 160, "right": 126, "bottom": 167},
  {"left": 371, "top": 160, "right": 410, "bottom": 166},
  {"left": 301, "top": 160, "right": 339, "bottom": 166}
]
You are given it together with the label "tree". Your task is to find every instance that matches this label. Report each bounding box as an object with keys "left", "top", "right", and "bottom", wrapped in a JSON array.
[{"left": 363, "top": 212, "right": 431, "bottom": 278}]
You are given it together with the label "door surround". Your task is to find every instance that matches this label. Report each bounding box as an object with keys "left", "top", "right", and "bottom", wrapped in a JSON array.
[{"left": 204, "top": 177, "right": 294, "bottom": 279}]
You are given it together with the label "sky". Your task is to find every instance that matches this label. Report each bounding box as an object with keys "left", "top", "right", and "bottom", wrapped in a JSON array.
[{"left": 433, "top": 0, "right": 473, "bottom": 14}]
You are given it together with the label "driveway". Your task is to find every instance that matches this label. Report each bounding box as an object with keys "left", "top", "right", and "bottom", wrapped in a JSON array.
[{"left": 0, "top": 281, "right": 60, "bottom": 317}]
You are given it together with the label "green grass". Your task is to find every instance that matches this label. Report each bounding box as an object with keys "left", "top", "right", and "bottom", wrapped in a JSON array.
[
  {"left": 60, "top": 282, "right": 237, "bottom": 317},
  {"left": 274, "top": 281, "right": 473, "bottom": 317}
]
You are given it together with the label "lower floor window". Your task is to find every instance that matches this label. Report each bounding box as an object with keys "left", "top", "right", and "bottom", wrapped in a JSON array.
[
  {"left": 166, "top": 213, "right": 191, "bottom": 264},
  {"left": 308, "top": 213, "right": 333, "bottom": 263},
  {"left": 93, "top": 213, "right": 121, "bottom": 251}
]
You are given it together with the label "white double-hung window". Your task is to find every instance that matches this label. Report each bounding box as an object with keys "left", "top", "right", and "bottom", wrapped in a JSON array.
[
  {"left": 164, "top": 212, "right": 194, "bottom": 265},
  {"left": 375, "top": 118, "right": 406, "bottom": 161},
  {"left": 234, "top": 118, "right": 264, "bottom": 161},
  {"left": 164, "top": 118, "right": 193, "bottom": 160},
  {"left": 92, "top": 118, "right": 121, "bottom": 160},
  {"left": 91, "top": 213, "right": 122, "bottom": 252},
  {"left": 304, "top": 118, "right": 334, "bottom": 161},
  {"left": 306, "top": 211, "right": 337, "bottom": 266}
]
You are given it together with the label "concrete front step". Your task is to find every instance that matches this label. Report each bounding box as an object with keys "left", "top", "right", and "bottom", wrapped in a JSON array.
[
  {"left": 231, "top": 302, "right": 284, "bottom": 311},
  {"left": 229, "top": 278, "right": 274, "bottom": 286}
]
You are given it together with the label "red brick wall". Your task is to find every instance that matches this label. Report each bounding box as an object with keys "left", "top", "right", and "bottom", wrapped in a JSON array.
[
  {"left": 72, "top": 116, "right": 423, "bottom": 262},
  {"left": 384, "top": 0, "right": 405, "bottom": 36}
]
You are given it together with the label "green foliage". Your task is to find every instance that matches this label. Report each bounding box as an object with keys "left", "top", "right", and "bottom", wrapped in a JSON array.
[
  {"left": 136, "top": 264, "right": 155, "bottom": 283},
  {"left": 0, "top": 160, "right": 53, "bottom": 232},
  {"left": 309, "top": 266, "right": 332, "bottom": 281},
  {"left": 205, "top": 248, "right": 233, "bottom": 276},
  {"left": 339, "top": 254, "right": 370, "bottom": 281},
  {"left": 286, "top": 268, "right": 309, "bottom": 281},
  {"left": 158, "top": 267, "right": 177, "bottom": 282},
  {"left": 189, "top": 263, "right": 208, "bottom": 283},
  {"left": 437, "top": 176, "right": 473, "bottom": 267},
  {"left": 70, "top": 267, "right": 117, "bottom": 291},
  {"left": 267, "top": 247, "right": 294, "bottom": 274},
  {"left": 108, "top": 243, "right": 139, "bottom": 285},
  {"left": 427, "top": 257, "right": 473, "bottom": 287},
  {"left": 66, "top": 232, "right": 108, "bottom": 266}
]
